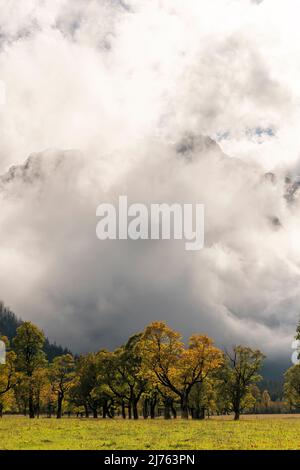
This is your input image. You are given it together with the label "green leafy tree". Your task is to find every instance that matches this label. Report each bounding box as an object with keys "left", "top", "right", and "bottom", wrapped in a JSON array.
[
  {"left": 101, "top": 334, "right": 147, "bottom": 420},
  {"left": 189, "top": 379, "right": 216, "bottom": 419},
  {"left": 249, "top": 384, "right": 261, "bottom": 413},
  {"left": 14, "top": 377, "right": 30, "bottom": 415},
  {"left": 13, "top": 322, "right": 46, "bottom": 418},
  {"left": 156, "top": 385, "right": 178, "bottom": 420},
  {"left": 100, "top": 350, "right": 129, "bottom": 418},
  {"left": 70, "top": 353, "right": 104, "bottom": 418},
  {"left": 214, "top": 377, "right": 232, "bottom": 416},
  {"left": 284, "top": 365, "right": 300, "bottom": 410},
  {"left": 49, "top": 354, "right": 75, "bottom": 418},
  {"left": 221, "top": 346, "right": 265, "bottom": 420},
  {"left": 117, "top": 334, "right": 148, "bottom": 420},
  {"left": 142, "top": 387, "right": 160, "bottom": 419},
  {"left": 32, "top": 367, "right": 49, "bottom": 418}
]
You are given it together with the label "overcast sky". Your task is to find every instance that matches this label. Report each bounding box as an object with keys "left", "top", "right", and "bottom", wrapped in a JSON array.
[{"left": 1, "top": 0, "right": 300, "bottom": 361}]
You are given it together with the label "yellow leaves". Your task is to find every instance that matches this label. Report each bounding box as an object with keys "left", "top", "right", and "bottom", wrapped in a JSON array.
[
  {"left": 188, "top": 335, "right": 223, "bottom": 369},
  {"left": 144, "top": 321, "right": 182, "bottom": 342},
  {"left": 0, "top": 335, "right": 10, "bottom": 348},
  {"left": 140, "top": 322, "right": 223, "bottom": 395},
  {"left": 0, "top": 349, "right": 17, "bottom": 395},
  {"left": 174, "top": 336, "right": 223, "bottom": 386},
  {"left": 140, "top": 321, "right": 184, "bottom": 374}
]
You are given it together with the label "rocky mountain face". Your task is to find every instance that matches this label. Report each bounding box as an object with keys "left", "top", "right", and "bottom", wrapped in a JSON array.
[
  {"left": 0, "top": 148, "right": 82, "bottom": 193},
  {"left": 175, "top": 134, "right": 220, "bottom": 160},
  {"left": 284, "top": 176, "right": 300, "bottom": 203}
]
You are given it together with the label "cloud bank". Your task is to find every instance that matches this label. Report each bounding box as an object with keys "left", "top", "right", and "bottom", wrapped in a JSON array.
[{"left": 1, "top": 0, "right": 300, "bottom": 361}]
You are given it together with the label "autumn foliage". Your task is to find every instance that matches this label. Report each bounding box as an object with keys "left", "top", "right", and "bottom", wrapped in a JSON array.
[{"left": 0, "top": 320, "right": 267, "bottom": 420}]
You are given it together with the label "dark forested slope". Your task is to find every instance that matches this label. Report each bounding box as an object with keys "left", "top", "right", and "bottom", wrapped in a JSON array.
[{"left": 0, "top": 301, "right": 70, "bottom": 360}]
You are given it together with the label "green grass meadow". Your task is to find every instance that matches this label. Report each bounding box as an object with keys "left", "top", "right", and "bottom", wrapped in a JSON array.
[{"left": 1, "top": 415, "right": 300, "bottom": 450}]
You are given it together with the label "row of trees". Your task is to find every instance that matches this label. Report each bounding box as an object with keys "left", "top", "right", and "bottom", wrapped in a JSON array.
[
  {"left": 0, "top": 321, "right": 268, "bottom": 421},
  {"left": 0, "top": 322, "right": 284, "bottom": 420},
  {"left": 4, "top": 318, "right": 300, "bottom": 420}
]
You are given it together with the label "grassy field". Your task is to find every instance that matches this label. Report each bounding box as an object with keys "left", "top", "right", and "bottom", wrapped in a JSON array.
[{"left": 0, "top": 415, "right": 300, "bottom": 450}]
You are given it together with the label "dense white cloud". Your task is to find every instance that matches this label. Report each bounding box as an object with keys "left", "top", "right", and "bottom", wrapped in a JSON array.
[{"left": 0, "top": 0, "right": 300, "bottom": 363}]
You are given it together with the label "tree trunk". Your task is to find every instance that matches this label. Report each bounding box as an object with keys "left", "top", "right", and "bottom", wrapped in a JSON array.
[
  {"left": 56, "top": 393, "right": 63, "bottom": 419},
  {"left": 164, "top": 401, "right": 171, "bottom": 420},
  {"left": 133, "top": 400, "right": 139, "bottom": 420},
  {"left": 180, "top": 395, "right": 189, "bottom": 419},
  {"left": 128, "top": 402, "right": 132, "bottom": 420},
  {"left": 233, "top": 397, "right": 241, "bottom": 421},
  {"left": 47, "top": 403, "right": 52, "bottom": 418},
  {"left": 0, "top": 403, "right": 3, "bottom": 418},
  {"left": 29, "top": 389, "right": 35, "bottom": 419},
  {"left": 36, "top": 395, "right": 40, "bottom": 419},
  {"left": 143, "top": 399, "right": 149, "bottom": 419},
  {"left": 150, "top": 401, "right": 156, "bottom": 419},
  {"left": 121, "top": 401, "right": 126, "bottom": 419},
  {"left": 192, "top": 406, "right": 205, "bottom": 420},
  {"left": 93, "top": 408, "right": 98, "bottom": 419},
  {"left": 171, "top": 403, "right": 177, "bottom": 419},
  {"left": 84, "top": 404, "right": 89, "bottom": 418},
  {"left": 107, "top": 401, "right": 114, "bottom": 419}
]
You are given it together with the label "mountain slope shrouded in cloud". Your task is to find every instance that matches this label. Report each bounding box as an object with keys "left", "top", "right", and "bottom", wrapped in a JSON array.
[
  {"left": 0, "top": 0, "right": 300, "bottom": 365},
  {"left": 0, "top": 137, "right": 299, "bottom": 367}
]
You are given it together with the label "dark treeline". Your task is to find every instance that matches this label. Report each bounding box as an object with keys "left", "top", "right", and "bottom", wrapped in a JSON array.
[
  {"left": 0, "top": 302, "right": 70, "bottom": 361},
  {"left": 1, "top": 309, "right": 300, "bottom": 420}
]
